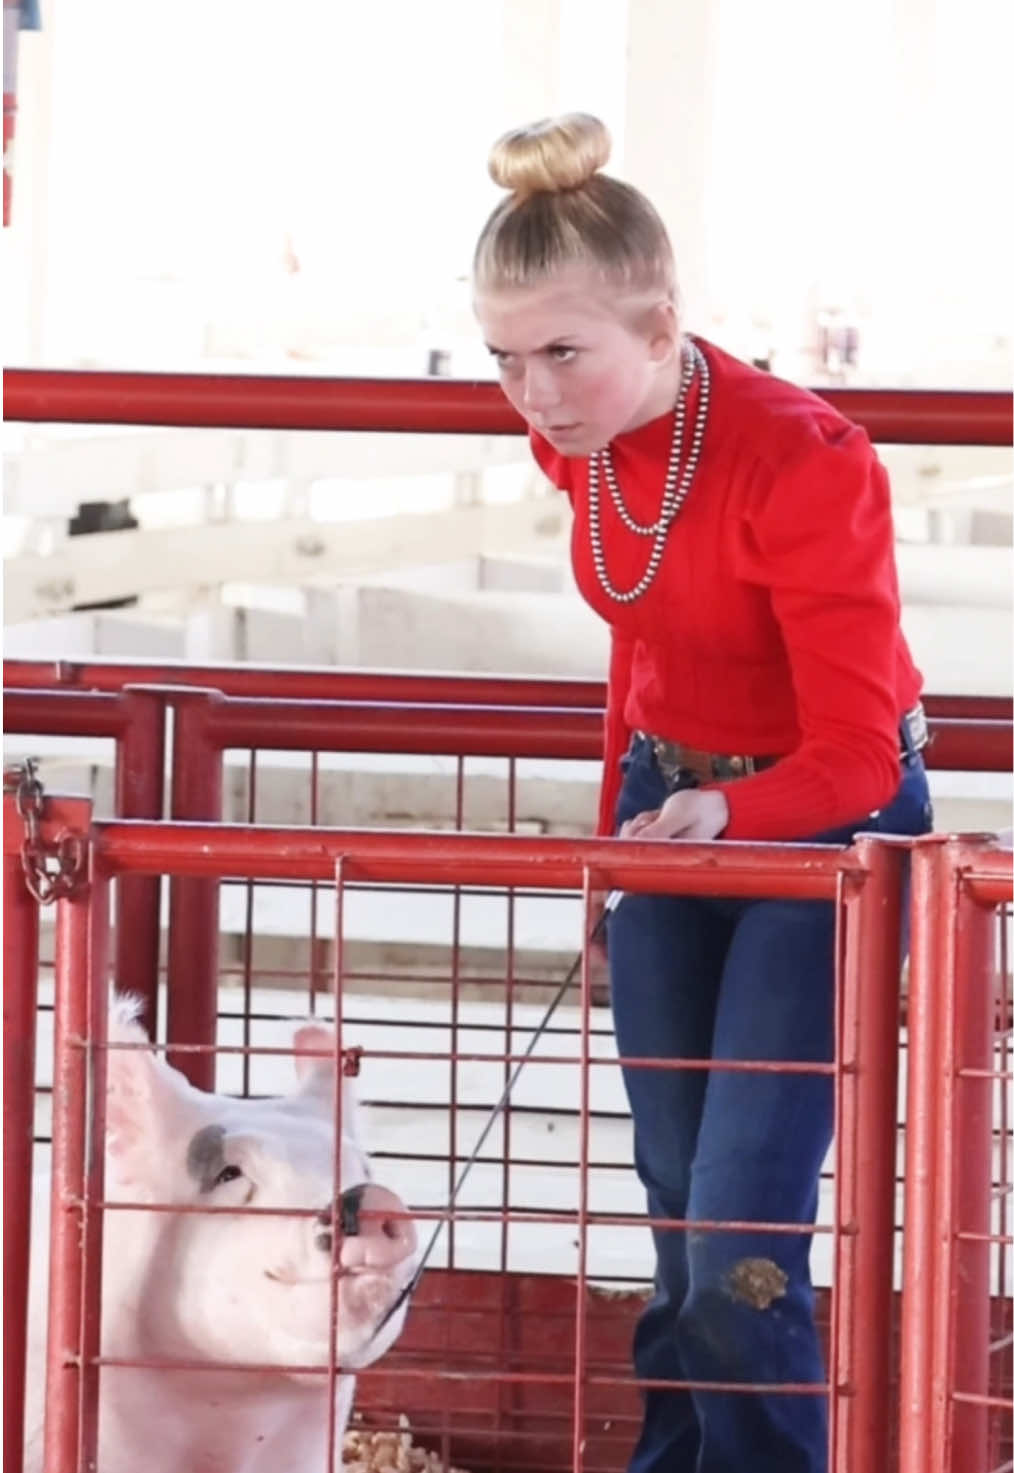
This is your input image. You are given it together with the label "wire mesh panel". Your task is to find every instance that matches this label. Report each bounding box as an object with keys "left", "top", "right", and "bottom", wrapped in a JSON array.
[
  {"left": 162, "top": 692, "right": 606, "bottom": 1094},
  {"left": 4, "top": 802, "right": 916, "bottom": 1473}
]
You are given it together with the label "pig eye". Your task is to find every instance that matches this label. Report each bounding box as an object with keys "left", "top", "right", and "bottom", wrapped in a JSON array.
[{"left": 214, "top": 1164, "right": 242, "bottom": 1187}]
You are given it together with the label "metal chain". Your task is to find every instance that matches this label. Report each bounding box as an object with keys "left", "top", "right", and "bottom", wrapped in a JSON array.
[{"left": 3, "top": 757, "right": 87, "bottom": 904}]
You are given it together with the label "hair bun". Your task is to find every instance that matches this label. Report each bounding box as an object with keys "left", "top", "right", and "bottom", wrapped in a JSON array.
[{"left": 487, "top": 113, "right": 611, "bottom": 198}]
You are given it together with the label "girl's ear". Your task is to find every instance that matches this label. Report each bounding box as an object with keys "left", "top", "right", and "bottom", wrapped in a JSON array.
[{"left": 645, "top": 300, "right": 679, "bottom": 363}]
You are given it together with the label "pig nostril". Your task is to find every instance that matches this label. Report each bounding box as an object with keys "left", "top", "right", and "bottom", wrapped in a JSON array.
[
  {"left": 315, "top": 1208, "right": 334, "bottom": 1254},
  {"left": 339, "top": 1184, "right": 365, "bottom": 1237}
]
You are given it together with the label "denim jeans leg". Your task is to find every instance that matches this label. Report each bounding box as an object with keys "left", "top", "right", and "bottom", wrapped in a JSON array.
[
  {"left": 674, "top": 896, "right": 836, "bottom": 1473},
  {"left": 608, "top": 888, "right": 735, "bottom": 1472},
  {"left": 608, "top": 741, "right": 932, "bottom": 1471},
  {"left": 608, "top": 741, "right": 736, "bottom": 1470}
]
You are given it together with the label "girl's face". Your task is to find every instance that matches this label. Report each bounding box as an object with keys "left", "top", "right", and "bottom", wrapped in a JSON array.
[{"left": 474, "top": 268, "right": 680, "bottom": 456}]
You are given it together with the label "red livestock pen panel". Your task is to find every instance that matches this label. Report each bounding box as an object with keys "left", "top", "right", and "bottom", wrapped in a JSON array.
[{"left": 5, "top": 791, "right": 911, "bottom": 1473}]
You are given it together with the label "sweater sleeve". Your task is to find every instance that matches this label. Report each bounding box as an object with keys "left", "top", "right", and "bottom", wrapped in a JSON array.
[
  {"left": 597, "top": 630, "right": 634, "bottom": 836},
  {"left": 715, "top": 425, "right": 907, "bottom": 841}
]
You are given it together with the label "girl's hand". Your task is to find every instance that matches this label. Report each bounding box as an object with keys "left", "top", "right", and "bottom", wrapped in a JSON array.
[{"left": 620, "top": 788, "right": 729, "bottom": 842}]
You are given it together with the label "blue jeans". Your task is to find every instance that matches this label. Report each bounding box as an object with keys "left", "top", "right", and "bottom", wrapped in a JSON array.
[{"left": 607, "top": 736, "right": 932, "bottom": 1473}]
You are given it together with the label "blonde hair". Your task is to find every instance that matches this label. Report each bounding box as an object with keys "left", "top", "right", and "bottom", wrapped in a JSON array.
[{"left": 473, "top": 113, "right": 677, "bottom": 303}]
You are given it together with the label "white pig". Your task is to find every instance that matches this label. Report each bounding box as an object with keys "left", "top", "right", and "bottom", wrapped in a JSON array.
[{"left": 24, "top": 996, "right": 418, "bottom": 1473}]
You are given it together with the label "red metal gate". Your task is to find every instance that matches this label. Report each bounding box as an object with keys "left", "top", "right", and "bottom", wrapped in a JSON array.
[{"left": 6, "top": 789, "right": 914, "bottom": 1473}]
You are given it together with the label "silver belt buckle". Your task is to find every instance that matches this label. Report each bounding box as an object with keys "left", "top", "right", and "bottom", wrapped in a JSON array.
[
  {"left": 652, "top": 736, "right": 684, "bottom": 784},
  {"left": 903, "top": 701, "right": 929, "bottom": 754}
]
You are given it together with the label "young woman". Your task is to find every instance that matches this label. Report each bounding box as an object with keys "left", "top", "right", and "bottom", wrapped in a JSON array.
[{"left": 471, "top": 113, "right": 932, "bottom": 1473}]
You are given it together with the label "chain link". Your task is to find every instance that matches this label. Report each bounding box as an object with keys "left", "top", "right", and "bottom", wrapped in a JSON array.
[{"left": 3, "top": 757, "right": 87, "bottom": 904}]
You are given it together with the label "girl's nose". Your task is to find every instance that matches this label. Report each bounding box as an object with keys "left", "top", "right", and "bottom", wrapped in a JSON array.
[{"left": 521, "top": 362, "right": 560, "bottom": 413}]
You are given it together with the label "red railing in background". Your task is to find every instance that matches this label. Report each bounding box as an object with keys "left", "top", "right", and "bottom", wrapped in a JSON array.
[
  {"left": 5, "top": 678, "right": 1011, "bottom": 1075},
  {"left": 2, "top": 791, "right": 912, "bottom": 1473},
  {"left": 4, "top": 368, "right": 1012, "bottom": 444},
  {"left": 900, "top": 836, "right": 1013, "bottom": 1473},
  {"left": 4, "top": 657, "right": 1012, "bottom": 725},
  {"left": 161, "top": 691, "right": 1012, "bottom": 1098},
  {"left": 4, "top": 676, "right": 1011, "bottom": 775}
]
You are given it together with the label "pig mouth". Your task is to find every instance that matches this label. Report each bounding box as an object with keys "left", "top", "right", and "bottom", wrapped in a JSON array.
[
  {"left": 264, "top": 1267, "right": 340, "bottom": 1286},
  {"left": 263, "top": 1265, "right": 405, "bottom": 1290},
  {"left": 262, "top": 1263, "right": 412, "bottom": 1356}
]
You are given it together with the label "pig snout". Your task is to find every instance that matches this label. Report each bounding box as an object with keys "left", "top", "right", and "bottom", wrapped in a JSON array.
[{"left": 315, "top": 1185, "right": 417, "bottom": 1272}]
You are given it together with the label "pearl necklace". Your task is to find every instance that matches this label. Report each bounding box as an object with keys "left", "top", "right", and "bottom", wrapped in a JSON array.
[{"left": 587, "top": 338, "right": 710, "bottom": 604}]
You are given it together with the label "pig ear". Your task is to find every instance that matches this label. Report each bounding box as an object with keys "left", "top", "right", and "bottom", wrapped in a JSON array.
[
  {"left": 105, "top": 995, "right": 198, "bottom": 1184},
  {"left": 292, "top": 1024, "right": 361, "bottom": 1141},
  {"left": 292, "top": 1024, "right": 340, "bottom": 1084}
]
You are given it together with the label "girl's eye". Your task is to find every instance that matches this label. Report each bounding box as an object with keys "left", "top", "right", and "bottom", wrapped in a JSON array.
[
  {"left": 214, "top": 1164, "right": 242, "bottom": 1187},
  {"left": 550, "top": 346, "right": 576, "bottom": 362}
]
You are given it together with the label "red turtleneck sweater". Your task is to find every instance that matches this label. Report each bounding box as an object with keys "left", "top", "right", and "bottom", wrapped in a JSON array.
[{"left": 529, "top": 337, "right": 923, "bottom": 841}]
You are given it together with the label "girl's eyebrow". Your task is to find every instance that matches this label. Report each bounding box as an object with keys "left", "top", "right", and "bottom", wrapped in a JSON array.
[{"left": 485, "top": 338, "right": 578, "bottom": 354}]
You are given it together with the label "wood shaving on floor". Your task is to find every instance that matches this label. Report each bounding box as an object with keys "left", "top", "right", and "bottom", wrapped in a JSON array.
[{"left": 343, "top": 1423, "right": 469, "bottom": 1473}]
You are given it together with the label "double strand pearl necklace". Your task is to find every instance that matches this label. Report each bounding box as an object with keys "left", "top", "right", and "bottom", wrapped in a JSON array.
[{"left": 587, "top": 337, "right": 710, "bottom": 604}]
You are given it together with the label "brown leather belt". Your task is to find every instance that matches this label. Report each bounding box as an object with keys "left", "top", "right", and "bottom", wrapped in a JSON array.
[{"left": 637, "top": 701, "right": 929, "bottom": 786}]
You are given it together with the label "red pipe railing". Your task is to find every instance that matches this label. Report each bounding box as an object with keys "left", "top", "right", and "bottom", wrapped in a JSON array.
[
  {"left": 196, "top": 694, "right": 605, "bottom": 759},
  {"left": 899, "top": 836, "right": 1013, "bottom": 1473},
  {"left": 183, "top": 693, "right": 1010, "bottom": 771},
  {"left": 924, "top": 720, "right": 1013, "bottom": 771},
  {"left": 4, "top": 369, "right": 1012, "bottom": 444},
  {"left": 45, "top": 795, "right": 109, "bottom": 1473},
  {"left": 5, "top": 684, "right": 1010, "bottom": 772},
  {"left": 2, "top": 797, "right": 40, "bottom": 1473},
  {"left": 832, "top": 835, "right": 911, "bottom": 1471},
  {"left": 86, "top": 821, "right": 852, "bottom": 897},
  {"left": 4, "top": 658, "right": 1011, "bottom": 725},
  {"left": 166, "top": 691, "right": 223, "bottom": 1087}
]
